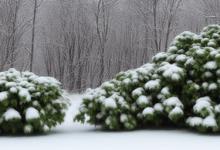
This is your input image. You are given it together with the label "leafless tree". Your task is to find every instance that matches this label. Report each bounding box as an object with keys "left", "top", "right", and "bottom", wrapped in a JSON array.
[
  {"left": 133, "top": 0, "right": 182, "bottom": 54},
  {"left": 93, "top": 0, "right": 118, "bottom": 85},
  {"left": 0, "top": 0, "right": 30, "bottom": 70},
  {"left": 200, "top": 0, "right": 220, "bottom": 24},
  {"left": 42, "top": 0, "right": 94, "bottom": 91},
  {"left": 0, "top": 0, "right": 216, "bottom": 92},
  {"left": 30, "top": 0, "right": 38, "bottom": 72}
]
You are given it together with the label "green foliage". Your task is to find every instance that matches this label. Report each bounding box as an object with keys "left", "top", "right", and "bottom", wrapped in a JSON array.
[
  {"left": 75, "top": 25, "right": 220, "bottom": 133},
  {"left": 0, "top": 68, "right": 67, "bottom": 134}
]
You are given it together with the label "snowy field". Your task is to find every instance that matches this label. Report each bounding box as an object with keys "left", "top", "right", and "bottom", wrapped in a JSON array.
[{"left": 1, "top": 94, "right": 220, "bottom": 150}]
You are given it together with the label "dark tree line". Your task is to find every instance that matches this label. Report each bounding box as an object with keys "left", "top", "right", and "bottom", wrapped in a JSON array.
[{"left": 0, "top": 0, "right": 219, "bottom": 92}]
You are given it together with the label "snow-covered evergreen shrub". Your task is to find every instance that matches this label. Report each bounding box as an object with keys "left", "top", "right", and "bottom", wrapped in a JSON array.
[
  {"left": 0, "top": 68, "right": 67, "bottom": 134},
  {"left": 75, "top": 25, "right": 220, "bottom": 133}
]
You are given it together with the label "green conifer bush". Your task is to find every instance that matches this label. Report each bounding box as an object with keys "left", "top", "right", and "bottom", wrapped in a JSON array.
[
  {"left": 75, "top": 25, "right": 220, "bottom": 133},
  {"left": 0, "top": 68, "right": 67, "bottom": 134}
]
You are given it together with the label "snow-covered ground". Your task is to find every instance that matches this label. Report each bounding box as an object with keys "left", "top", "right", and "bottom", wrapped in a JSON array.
[{"left": 1, "top": 94, "right": 220, "bottom": 150}]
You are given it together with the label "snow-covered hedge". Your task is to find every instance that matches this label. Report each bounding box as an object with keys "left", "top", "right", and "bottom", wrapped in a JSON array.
[
  {"left": 0, "top": 68, "right": 67, "bottom": 134},
  {"left": 75, "top": 25, "right": 220, "bottom": 133}
]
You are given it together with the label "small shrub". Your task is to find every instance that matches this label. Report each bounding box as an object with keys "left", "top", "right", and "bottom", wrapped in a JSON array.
[{"left": 0, "top": 68, "right": 67, "bottom": 134}]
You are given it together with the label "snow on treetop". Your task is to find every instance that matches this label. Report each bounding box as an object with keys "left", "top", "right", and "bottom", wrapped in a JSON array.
[
  {"left": 153, "top": 103, "right": 163, "bottom": 112},
  {"left": 5, "top": 82, "right": 17, "bottom": 88},
  {"left": 168, "top": 106, "right": 184, "bottom": 121},
  {"left": 9, "top": 87, "right": 17, "bottom": 93},
  {"left": 137, "top": 95, "right": 150, "bottom": 106},
  {"left": 96, "top": 88, "right": 107, "bottom": 96},
  {"left": 129, "top": 71, "right": 139, "bottom": 80},
  {"left": 207, "top": 41, "right": 216, "bottom": 47},
  {"left": 132, "top": 87, "right": 144, "bottom": 98},
  {"left": 111, "top": 93, "right": 123, "bottom": 100},
  {"left": 186, "top": 117, "right": 203, "bottom": 127},
  {"left": 210, "top": 49, "right": 218, "bottom": 57},
  {"left": 193, "top": 97, "right": 212, "bottom": 113},
  {"left": 122, "top": 78, "right": 131, "bottom": 85},
  {"left": 0, "top": 91, "right": 8, "bottom": 101},
  {"left": 43, "top": 125, "right": 50, "bottom": 132},
  {"left": 171, "top": 31, "right": 197, "bottom": 45},
  {"left": 169, "top": 107, "right": 183, "bottom": 116},
  {"left": 96, "top": 96, "right": 105, "bottom": 102},
  {"left": 25, "top": 107, "right": 40, "bottom": 120},
  {"left": 196, "top": 96, "right": 211, "bottom": 103},
  {"left": 34, "top": 76, "right": 61, "bottom": 86},
  {"left": 181, "top": 31, "right": 197, "bottom": 37},
  {"left": 201, "top": 24, "right": 220, "bottom": 35},
  {"left": 144, "top": 79, "right": 160, "bottom": 90},
  {"left": 0, "top": 68, "right": 61, "bottom": 91},
  {"left": 96, "top": 112, "right": 104, "bottom": 119},
  {"left": 195, "top": 48, "right": 206, "bottom": 56},
  {"left": 175, "top": 54, "right": 187, "bottom": 62},
  {"left": 101, "top": 81, "right": 115, "bottom": 89},
  {"left": 18, "top": 80, "right": 34, "bottom": 88},
  {"left": 158, "top": 63, "right": 184, "bottom": 80},
  {"left": 208, "top": 83, "right": 218, "bottom": 91},
  {"left": 160, "top": 87, "right": 170, "bottom": 95},
  {"left": 185, "top": 58, "right": 195, "bottom": 66},
  {"left": 19, "top": 88, "right": 31, "bottom": 101},
  {"left": 117, "top": 96, "right": 128, "bottom": 108},
  {"left": 3, "top": 108, "right": 21, "bottom": 121},
  {"left": 168, "top": 46, "right": 178, "bottom": 53},
  {"left": 120, "top": 114, "right": 128, "bottom": 123},
  {"left": 141, "top": 63, "right": 155, "bottom": 71},
  {"left": 202, "top": 116, "right": 217, "bottom": 128},
  {"left": 153, "top": 52, "right": 168, "bottom": 62},
  {"left": 204, "top": 71, "right": 213, "bottom": 78},
  {"left": 213, "top": 33, "right": 220, "bottom": 38},
  {"left": 7, "top": 68, "right": 21, "bottom": 77},
  {"left": 214, "top": 104, "right": 220, "bottom": 113},
  {"left": 83, "top": 93, "right": 94, "bottom": 100},
  {"left": 142, "top": 107, "right": 154, "bottom": 116},
  {"left": 163, "top": 97, "right": 183, "bottom": 108},
  {"left": 204, "top": 61, "right": 217, "bottom": 70},
  {"left": 136, "top": 66, "right": 154, "bottom": 76},
  {"left": 103, "top": 97, "right": 117, "bottom": 108},
  {"left": 105, "top": 117, "right": 111, "bottom": 125},
  {"left": 24, "top": 125, "right": 33, "bottom": 134}
]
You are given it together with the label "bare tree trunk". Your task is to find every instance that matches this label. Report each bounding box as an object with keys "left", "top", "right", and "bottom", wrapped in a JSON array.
[
  {"left": 30, "top": 0, "right": 38, "bottom": 72},
  {"left": 10, "top": 0, "right": 20, "bottom": 68},
  {"left": 134, "top": 0, "right": 182, "bottom": 54},
  {"left": 94, "top": 0, "right": 118, "bottom": 85},
  {"left": 152, "top": 0, "right": 159, "bottom": 52},
  {"left": 0, "top": 0, "right": 29, "bottom": 70}
]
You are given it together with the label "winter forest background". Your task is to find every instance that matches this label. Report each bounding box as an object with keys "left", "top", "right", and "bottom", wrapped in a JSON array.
[{"left": 0, "top": 0, "right": 219, "bottom": 92}]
